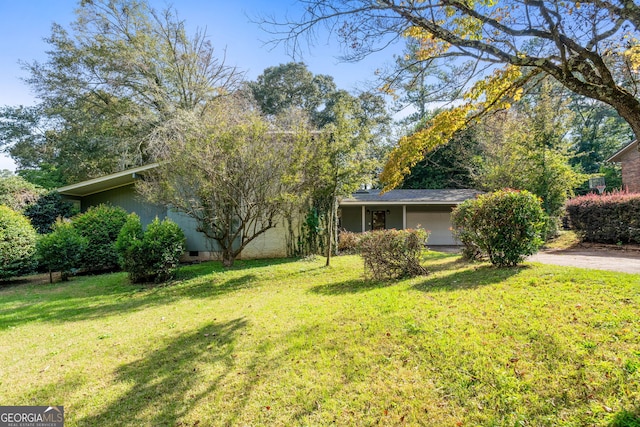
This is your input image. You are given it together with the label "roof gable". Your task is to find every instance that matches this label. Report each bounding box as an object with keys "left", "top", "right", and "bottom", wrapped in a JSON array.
[{"left": 607, "top": 140, "right": 638, "bottom": 163}]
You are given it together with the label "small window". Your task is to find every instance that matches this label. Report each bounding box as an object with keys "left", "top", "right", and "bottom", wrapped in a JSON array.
[{"left": 189, "top": 251, "right": 199, "bottom": 257}]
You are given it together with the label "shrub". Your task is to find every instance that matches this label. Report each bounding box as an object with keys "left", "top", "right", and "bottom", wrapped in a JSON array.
[
  {"left": 116, "top": 214, "right": 186, "bottom": 283},
  {"left": 0, "top": 206, "right": 38, "bottom": 279},
  {"left": 358, "top": 228, "right": 429, "bottom": 280},
  {"left": 72, "top": 204, "right": 128, "bottom": 272},
  {"left": 452, "top": 189, "right": 546, "bottom": 267},
  {"left": 337, "top": 230, "right": 362, "bottom": 254},
  {"left": 565, "top": 191, "right": 640, "bottom": 244},
  {"left": 24, "top": 191, "right": 77, "bottom": 234},
  {"left": 36, "top": 220, "right": 88, "bottom": 282}
]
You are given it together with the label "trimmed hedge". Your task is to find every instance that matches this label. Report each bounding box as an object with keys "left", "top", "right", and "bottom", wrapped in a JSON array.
[
  {"left": 0, "top": 206, "right": 38, "bottom": 279},
  {"left": 358, "top": 228, "right": 429, "bottom": 280},
  {"left": 565, "top": 191, "right": 640, "bottom": 244},
  {"left": 452, "top": 189, "right": 547, "bottom": 267}
]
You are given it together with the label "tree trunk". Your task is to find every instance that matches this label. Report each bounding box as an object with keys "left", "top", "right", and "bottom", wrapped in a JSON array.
[
  {"left": 325, "top": 197, "right": 335, "bottom": 267},
  {"left": 222, "top": 248, "right": 235, "bottom": 268}
]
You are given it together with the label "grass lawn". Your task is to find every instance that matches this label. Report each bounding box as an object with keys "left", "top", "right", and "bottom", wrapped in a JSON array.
[{"left": 1, "top": 253, "right": 639, "bottom": 426}]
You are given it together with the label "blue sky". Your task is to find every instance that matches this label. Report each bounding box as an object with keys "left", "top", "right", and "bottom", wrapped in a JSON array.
[{"left": 0, "top": 0, "right": 399, "bottom": 170}]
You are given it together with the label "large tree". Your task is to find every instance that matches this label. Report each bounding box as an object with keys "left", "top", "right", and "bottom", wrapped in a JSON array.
[
  {"left": 1, "top": 0, "right": 242, "bottom": 183},
  {"left": 264, "top": 0, "right": 640, "bottom": 188},
  {"left": 139, "top": 93, "right": 311, "bottom": 267},
  {"left": 248, "top": 62, "right": 391, "bottom": 263},
  {"left": 475, "top": 82, "right": 588, "bottom": 235}
]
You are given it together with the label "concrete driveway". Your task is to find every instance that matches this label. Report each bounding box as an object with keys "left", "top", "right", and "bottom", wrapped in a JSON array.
[{"left": 528, "top": 249, "right": 640, "bottom": 274}]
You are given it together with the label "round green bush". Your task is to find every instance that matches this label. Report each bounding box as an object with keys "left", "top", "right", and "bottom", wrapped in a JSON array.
[
  {"left": 72, "top": 204, "right": 128, "bottom": 272},
  {"left": 0, "top": 205, "right": 38, "bottom": 279},
  {"left": 452, "top": 189, "right": 547, "bottom": 267},
  {"left": 37, "top": 220, "right": 88, "bottom": 281},
  {"left": 116, "top": 214, "right": 186, "bottom": 283}
]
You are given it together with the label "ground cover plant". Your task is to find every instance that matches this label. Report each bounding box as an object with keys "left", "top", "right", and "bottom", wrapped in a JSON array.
[{"left": 0, "top": 254, "right": 638, "bottom": 426}]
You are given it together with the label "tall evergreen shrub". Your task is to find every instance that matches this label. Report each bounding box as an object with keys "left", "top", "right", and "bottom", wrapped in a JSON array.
[
  {"left": 0, "top": 206, "right": 37, "bottom": 279},
  {"left": 452, "top": 189, "right": 546, "bottom": 267}
]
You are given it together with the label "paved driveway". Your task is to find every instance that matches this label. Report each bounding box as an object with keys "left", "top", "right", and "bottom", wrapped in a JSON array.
[{"left": 528, "top": 249, "right": 640, "bottom": 274}]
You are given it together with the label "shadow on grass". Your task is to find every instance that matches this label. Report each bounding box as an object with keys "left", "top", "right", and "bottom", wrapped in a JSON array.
[
  {"left": 413, "top": 264, "right": 524, "bottom": 292},
  {"left": 78, "top": 317, "right": 247, "bottom": 427},
  {"left": 309, "top": 279, "right": 391, "bottom": 295},
  {"left": 609, "top": 407, "right": 640, "bottom": 427},
  {"left": 0, "top": 273, "right": 257, "bottom": 329}
]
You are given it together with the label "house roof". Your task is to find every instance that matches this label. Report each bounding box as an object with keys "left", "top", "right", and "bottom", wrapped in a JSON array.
[
  {"left": 607, "top": 139, "right": 638, "bottom": 163},
  {"left": 57, "top": 163, "right": 160, "bottom": 197},
  {"left": 339, "top": 189, "right": 482, "bottom": 206}
]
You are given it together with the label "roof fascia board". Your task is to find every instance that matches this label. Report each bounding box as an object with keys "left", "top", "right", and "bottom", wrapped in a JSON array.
[
  {"left": 607, "top": 140, "right": 638, "bottom": 162},
  {"left": 339, "top": 201, "right": 462, "bottom": 206},
  {"left": 57, "top": 163, "right": 160, "bottom": 196}
]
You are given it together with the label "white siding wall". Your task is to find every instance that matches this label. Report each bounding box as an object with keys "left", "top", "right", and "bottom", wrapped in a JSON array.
[{"left": 406, "top": 209, "right": 457, "bottom": 245}]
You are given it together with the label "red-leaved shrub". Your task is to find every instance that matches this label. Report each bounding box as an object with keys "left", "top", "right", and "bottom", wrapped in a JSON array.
[{"left": 565, "top": 191, "right": 640, "bottom": 244}]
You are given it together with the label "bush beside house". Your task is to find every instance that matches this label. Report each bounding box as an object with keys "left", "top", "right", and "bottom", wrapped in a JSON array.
[
  {"left": 452, "top": 189, "right": 546, "bottom": 267},
  {"left": 566, "top": 191, "right": 640, "bottom": 244},
  {"left": 115, "top": 214, "right": 186, "bottom": 283},
  {"left": 72, "top": 204, "right": 129, "bottom": 272},
  {"left": 37, "top": 220, "right": 88, "bottom": 282},
  {"left": 0, "top": 206, "right": 38, "bottom": 279}
]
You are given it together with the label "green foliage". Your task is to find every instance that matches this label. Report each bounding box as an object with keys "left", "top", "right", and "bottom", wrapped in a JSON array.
[
  {"left": 249, "top": 62, "right": 337, "bottom": 123},
  {"left": 402, "top": 126, "right": 480, "bottom": 189},
  {"left": 36, "top": 220, "right": 88, "bottom": 281},
  {"left": 24, "top": 191, "right": 77, "bottom": 234},
  {"left": 0, "top": 172, "right": 44, "bottom": 212},
  {"left": 452, "top": 189, "right": 546, "bottom": 267},
  {"left": 475, "top": 85, "right": 588, "bottom": 237},
  {"left": 295, "top": 208, "right": 324, "bottom": 256},
  {"left": 115, "top": 214, "right": 186, "bottom": 283},
  {"left": 0, "top": 206, "right": 37, "bottom": 279},
  {"left": 358, "top": 228, "right": 429, "bottom": 280},
  {"left": 566, "top": 192, "right": 640, "bottom": 244},
  {"left": 3, "top": 0, "right": 242, "bottom": 182},
  {"left": 72, "top": 204, "right": 128, "bottom": 272}
]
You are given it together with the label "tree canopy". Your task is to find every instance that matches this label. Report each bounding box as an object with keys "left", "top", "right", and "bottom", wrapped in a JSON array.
[
  {"left": 1, "top": 0, "right": 242, "bottom": 183},
  {"left": 265, "top": 0, "right": 640, "bottom": 189}
]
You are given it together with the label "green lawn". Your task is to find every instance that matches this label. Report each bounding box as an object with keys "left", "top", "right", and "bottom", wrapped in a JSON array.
[{"left": 1, "top": 253, "right": 639, "bottom": 426}]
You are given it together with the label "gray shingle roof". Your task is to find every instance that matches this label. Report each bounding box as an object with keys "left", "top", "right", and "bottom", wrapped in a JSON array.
[{"left": 339, "top": 189, "right": 482, "bottom": 205}]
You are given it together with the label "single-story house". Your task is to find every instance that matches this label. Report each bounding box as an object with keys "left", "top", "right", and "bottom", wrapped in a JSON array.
[
  {"left": 607, "top": 139, "right": 639, "bottom": 192},
  {"left": 57, "top": 164, "right": 481, "bottom": 258},
  {"left": 56, "top": 164, "right": 289, "bottom": 261},
  {"left": 339, "top": 188, "right": 482, "bottom": 246}
]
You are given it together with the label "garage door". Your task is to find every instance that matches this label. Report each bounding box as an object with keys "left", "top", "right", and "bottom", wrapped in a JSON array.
[{"left": 406, "top": 210, "right": 457, "bottom": 245}]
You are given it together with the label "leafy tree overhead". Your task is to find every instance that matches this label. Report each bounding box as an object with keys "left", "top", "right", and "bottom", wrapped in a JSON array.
[
  {"left": 475, "top": 82, "right": 588, "bottom": 236},
  {"left": 1, "top": 0, "right": 242, "bottom": 182},
  {"left": 265, "top": 0, "right": 640, "bottom": 189},
  {"left": 248, "top": 62, "right": 337, "bottom": 122}
]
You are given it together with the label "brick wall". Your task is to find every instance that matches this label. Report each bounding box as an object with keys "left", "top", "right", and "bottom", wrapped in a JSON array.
[{"left": 620, "top": 148, "right": 640, "bottom": 192}]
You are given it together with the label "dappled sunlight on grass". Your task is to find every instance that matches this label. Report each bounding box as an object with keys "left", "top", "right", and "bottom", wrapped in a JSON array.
[{"left": 1, "top": 254, "right": 638, "bottom": 426}]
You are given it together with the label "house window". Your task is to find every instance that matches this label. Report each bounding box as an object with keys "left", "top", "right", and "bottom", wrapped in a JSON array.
[{"left": 372, "top": 210, "right": 386, "bottom": 230}]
